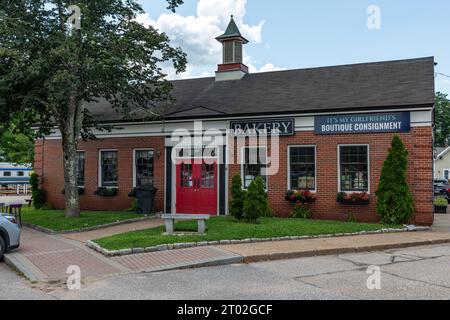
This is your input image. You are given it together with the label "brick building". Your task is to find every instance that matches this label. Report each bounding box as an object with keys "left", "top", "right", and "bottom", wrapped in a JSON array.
[{"left": 35, "top": 17, "right": 435, "bottom": 225}]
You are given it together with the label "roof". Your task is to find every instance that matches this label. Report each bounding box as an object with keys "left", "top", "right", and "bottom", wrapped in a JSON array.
[
  {"left": 215, "top": 16, "right": 249, "bottom": 43},
  {"left": 86, "top": 57, "right": 436, "bottom": 122},
  {"left": 435, "top": 147, "right": 450, "bottom": 160}
]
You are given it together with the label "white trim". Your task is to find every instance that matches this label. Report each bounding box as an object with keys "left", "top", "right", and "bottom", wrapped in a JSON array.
[
  {"left": 42, "top": 108, "right": 433, "bottom": 140},
  {"left": 287, "top": 145, "right": 317, "bottom": 192},
  {"left": 240, "top": 146, "right": 269, "bottom": 190},
  {"left": 98, "top": 149, "right": 118, "bottom": 188},
  {"left": 337, "top": 144, "right": 370, "bottom": 194},
  {"left": 132, "top": 149, "right": 155, "bottom": 188}
]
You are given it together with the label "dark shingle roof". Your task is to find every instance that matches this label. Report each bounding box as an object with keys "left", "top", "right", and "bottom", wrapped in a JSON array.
[{"left": 86, "top": 57, "right": 435, "bottom": 122}]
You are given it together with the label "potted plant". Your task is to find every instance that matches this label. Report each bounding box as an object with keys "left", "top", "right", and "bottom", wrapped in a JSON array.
[
  {"left": 337, "top": 192, "right": 370, "bottom": 205},
  {"left": 94, "top": 187, "right": 118, "bottom": 197},
  {"left": 434, "top": 196, "right": 448, "bottom": 214},
  {"left": 285, "top": 190, "right": 316, "bottom": 204}
]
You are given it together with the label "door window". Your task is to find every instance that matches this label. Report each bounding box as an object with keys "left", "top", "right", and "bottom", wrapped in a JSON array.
[
  {"left": 201, "top": 163, "right": 215, "bottom": 189},
  {"left": 180, "top": 163, "right": 193, "bottom": 187}
]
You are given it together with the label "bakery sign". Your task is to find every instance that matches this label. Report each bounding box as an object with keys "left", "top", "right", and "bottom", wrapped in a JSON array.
[
  {"left": 230, "top": 118, "right": 295, "bottom": 136},
  {"left": 315, "top": 112, "right": 411, "bottom": 135}
]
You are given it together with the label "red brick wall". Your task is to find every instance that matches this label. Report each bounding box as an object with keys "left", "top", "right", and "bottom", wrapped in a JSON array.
[
  {"left": 35, "top": 137, "right": 165, "bottom": 212},
  {"left": 228, "top": 127, "right": 434, "bottom": 225}
]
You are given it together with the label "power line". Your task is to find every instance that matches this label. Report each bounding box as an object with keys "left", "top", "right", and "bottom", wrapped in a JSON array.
[{"left": 436, "top": 72, "right": 450, "bottom": 79}]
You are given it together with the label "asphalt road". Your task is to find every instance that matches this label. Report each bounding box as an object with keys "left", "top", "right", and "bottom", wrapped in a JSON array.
[{"left": 1, "top": 243, "right": 450, "bottom": 300}]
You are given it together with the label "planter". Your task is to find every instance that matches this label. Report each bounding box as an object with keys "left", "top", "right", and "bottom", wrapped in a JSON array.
[
  {"left": 94, "top": 187, "right": 118, "bottom": 197},
  {"left": 434, "top": 205, "right": 448, "bottom": 214},
  {"left": 285, "top": 190, "right": 316, "bottom": 204},
  {"left": 338, "top": 199, "right": 370, "bottom": 206},
  {"left": 61, "top": 187, "right": 85, "bottom": 196}
]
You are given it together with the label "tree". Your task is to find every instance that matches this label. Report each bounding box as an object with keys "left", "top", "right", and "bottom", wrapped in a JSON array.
[
  {"left": 243, "top": 177, "right": 269, "bottom": 223},
  {"left": 229, "top": 174, "right": 246, "bottom": 220},
  {"left": 376, "top": 135, "right": 414, "bottom": 225},
  {"left": 0, "top": 127, "right": 35, "bottom": 165},
  {"left": 434, "top": 92, "right": 450, "bottom": 147},
  {"left": 0, "top": 1, "right": 187, "bottom": 217}
]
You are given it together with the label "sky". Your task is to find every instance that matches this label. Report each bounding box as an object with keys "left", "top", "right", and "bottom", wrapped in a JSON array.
[{"left": 138, "top": 0, "right": 450, "bottom": 95}]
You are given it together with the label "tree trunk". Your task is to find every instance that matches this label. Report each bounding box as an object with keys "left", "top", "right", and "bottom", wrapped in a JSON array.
[{"left": 61, "top": 97, "right": 81, "bottom": 218}]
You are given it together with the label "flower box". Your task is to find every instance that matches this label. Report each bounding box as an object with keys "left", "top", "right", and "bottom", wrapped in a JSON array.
[
  {"left": 94, "top": 187, "right": 118, "bottom": 197},
  {"left": 286, "top": 190, "right": 316, "bottom": 204},
  {"left": 434, "top": 205, "right": 447, "bottom": 214},
  {"left": 337, "top": 192, "right": 370, "bottom": 206},
  {"left": 61, "top": 187, "right": 85, "bottom": 196}
]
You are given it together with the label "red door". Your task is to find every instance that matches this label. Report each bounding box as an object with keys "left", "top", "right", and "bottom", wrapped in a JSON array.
[{"left": 176, "top": 161, "right": 217, "bottom": 215}]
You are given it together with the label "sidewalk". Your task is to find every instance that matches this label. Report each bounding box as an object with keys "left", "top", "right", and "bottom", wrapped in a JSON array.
[
  {"left": 5, "top": 227, "right": 450, "bottom": 283},
  {"left": 218, "top": 231, "right": 450, "bottom": 263},
  {"left": 4, "top": 227, "right": 241, "bottom": 282},
  {"left": 63, "top": 219, "right": 165, "bottom": 242}
]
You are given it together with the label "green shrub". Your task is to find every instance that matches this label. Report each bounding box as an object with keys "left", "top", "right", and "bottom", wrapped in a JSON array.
[
  {"left": 126, "top": 199, "right": 139, "bottom": 213},
  {"left": 290, "top": 204, "right": 313, "bottom": 219},
  {"left": 434, "top": 196, "right": 448, "bottom": 207},
  {"left": 347, "top": 213, "right": 357, "bottom": 223},
  {"left": 229, "top": 174, "right": 246, "bottom": 220},
  {"left": 30, "top": 172, "right": 46, "bottom": 209},
  {"left": 376, "top": 135, "right": 414, "bottom": 225},
  {"left": 243, "top": 177, "right": 269, "bottom": 223}
]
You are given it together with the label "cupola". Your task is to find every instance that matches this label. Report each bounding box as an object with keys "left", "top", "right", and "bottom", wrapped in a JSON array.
[{"left": 215, "top": 15, "right": 249, "bottom": 81}]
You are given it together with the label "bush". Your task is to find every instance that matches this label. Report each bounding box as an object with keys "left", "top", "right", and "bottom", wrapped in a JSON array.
[
  {"left": 376, "top": 135, "right": 414, "bottom": 225},
  {"left": 243, "top": 177, "right": 269, "bottom": 223},
  {"left": 229, "top": 174, "right": 246, "bottom": 220},
  {"left": 126, "top": 199, "right": 139, "bottom": 213},
  {"left": 30, "top": 172, "right": 46, "bottom": 209},
  {"left": 290, "top": 204, "right": 313, "bottom": 219},
  {"left": 434, "top": 196, "right": 448, "bottom": 207}
]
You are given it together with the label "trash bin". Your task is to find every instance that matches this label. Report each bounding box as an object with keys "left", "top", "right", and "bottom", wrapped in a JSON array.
[{"left": 129, "top": 185, "right": 157, "bottom": 214}]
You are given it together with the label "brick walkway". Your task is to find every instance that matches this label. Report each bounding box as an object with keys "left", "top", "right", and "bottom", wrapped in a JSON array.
[
  {"left": 5, "top": 228, "right": 241, "bottom": 282},
  {"left": 6, "top": 228, "right": 128, "bottom": 281},
  {"left": 113, "top": 247, "right": 242, "bottom": 272},
  {"left": 63, "top": 219, "right": 165, "bottom": 242}
]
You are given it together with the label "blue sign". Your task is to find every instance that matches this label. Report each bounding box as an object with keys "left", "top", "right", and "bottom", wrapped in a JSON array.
[{"left": 315, "top": 112, "right": 410, "bottom": 135}]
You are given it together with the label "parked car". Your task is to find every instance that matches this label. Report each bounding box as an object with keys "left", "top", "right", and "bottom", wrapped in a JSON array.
[
  {"left": 434, "top": 179, "right": 450, "bottom": 200},
  {"left": 0, "top": 214, "right": 21, "bottom": 261}
]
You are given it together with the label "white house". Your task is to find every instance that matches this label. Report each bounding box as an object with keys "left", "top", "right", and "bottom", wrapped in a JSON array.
[{"left": 434, "top": 147, "right": 450, "bottom": 180}]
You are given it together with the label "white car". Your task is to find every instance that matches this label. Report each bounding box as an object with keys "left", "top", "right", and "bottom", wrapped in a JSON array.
[{"left": 0, "top": 213, "right": 21, "bottom": 261}]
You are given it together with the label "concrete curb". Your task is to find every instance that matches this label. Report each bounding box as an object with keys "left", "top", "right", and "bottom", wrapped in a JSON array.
[
  {"left": 4, "top": 252, "right": 48, "bottom": 282},
  {"left": 87, "top": 225, "right": 431, "bottom": 257},
  {"left": 240, "top": 237, "right": 450, "bottom": 263},
  {"left": 23, "top": 215, "right": 157, "bottom": 235}
]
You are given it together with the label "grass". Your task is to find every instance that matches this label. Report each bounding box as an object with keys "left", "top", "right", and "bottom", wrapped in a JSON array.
[
  {"left": 21, "top": 207, "right": 144, "bottom": 232},
  {"left": 94, "top": 216, "right": 393, "bottom": 251}
]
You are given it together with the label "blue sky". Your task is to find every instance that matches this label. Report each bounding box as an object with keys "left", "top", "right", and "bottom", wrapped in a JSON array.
[{"left": 139, "top": 0, "right": 450, "bottom": 94}]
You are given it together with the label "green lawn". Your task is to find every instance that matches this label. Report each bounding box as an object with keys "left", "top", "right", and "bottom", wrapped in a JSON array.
[
  {"left": 94, "top": 216, "right": 392, "bottom": 251},
  {"left": 21, "top": 208, "right": 143, "bottom": 232}
]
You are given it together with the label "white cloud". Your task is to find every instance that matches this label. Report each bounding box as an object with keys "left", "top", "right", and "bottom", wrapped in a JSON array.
[{"left": 136, "top": 0, "right": 282, "bottom": 79}]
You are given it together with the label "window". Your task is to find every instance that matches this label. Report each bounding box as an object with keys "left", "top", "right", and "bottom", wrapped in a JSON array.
[
  {"left": 17, "top": 171, "right": 24, "bottom": 177},
  {"left": 135, "top": 150, "right": 154, "bottom": 187},
  {"left": 100, "top": 151, "right": 118, "bottom": 187},
  {"left": 339, "top": 145, "right": 369, "bottom": 192},
  {"left": 3, "top": 171, "right": 11, "bottom": 177},
  {"left": 242, "top": 147, "right": 267, "bottom": 189},
  {"left": 289, "top": 146, "right": 316, "bottom": 190},
  {"left": 76, "top": 152, "right": 85, "bottom": 187}
]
